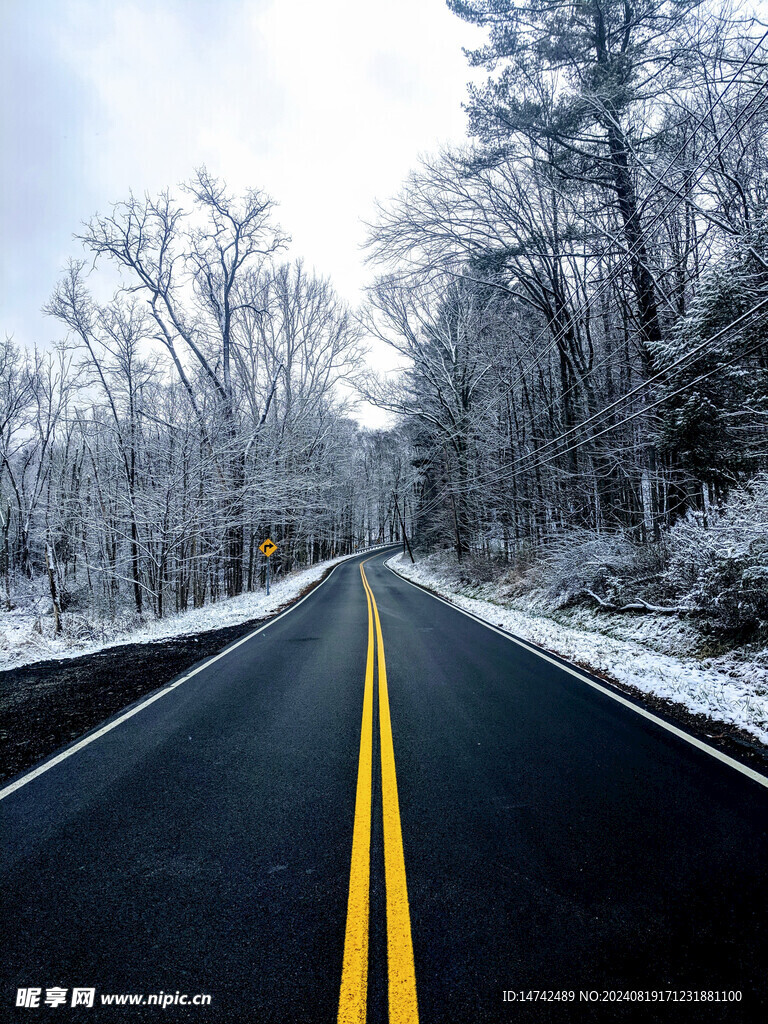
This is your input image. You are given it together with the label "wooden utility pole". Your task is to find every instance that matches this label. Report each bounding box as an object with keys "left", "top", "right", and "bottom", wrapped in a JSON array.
[{"left": 393, "top": 495, "right": 415, "bottom": 563}]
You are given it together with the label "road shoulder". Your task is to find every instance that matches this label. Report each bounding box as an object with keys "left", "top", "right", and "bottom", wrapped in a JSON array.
[
  {"left": 0, "top": 549, "right": 388, "bottom": 786},
  {"left": 386, "top": 553, "right": 768, "bottom": 782}
]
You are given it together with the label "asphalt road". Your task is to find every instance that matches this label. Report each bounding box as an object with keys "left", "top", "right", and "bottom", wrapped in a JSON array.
[{"left": 2, "top": 549, "right": 767, "bottom": 1023}]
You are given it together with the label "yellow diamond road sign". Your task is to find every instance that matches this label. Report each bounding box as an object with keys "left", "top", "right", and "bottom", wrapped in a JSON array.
[{"left": 259, "top": 538, "right": 277, "bottom": 558}]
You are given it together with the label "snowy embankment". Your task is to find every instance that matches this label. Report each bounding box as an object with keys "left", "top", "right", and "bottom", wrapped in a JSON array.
[
  {"left": 387, "top": 552, "right": 768, "bottom": 748},
  {"left": 0, "top": 549, "right": 383, "bottom": 673}
]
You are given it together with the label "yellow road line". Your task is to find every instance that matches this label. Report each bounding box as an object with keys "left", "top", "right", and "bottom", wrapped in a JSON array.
[
  {"left": 337, "top": 572, "right": 376, "bottom": 1024},
  {"left": 362, "top": 562, "right": 420, "bottom": 1024}
]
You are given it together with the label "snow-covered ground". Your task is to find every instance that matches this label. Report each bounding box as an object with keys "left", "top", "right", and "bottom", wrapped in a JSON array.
[
  {"left": 387, "top": 552, "right": 768, "bottom": 747},
  {"left": 0, "top": 548, "right": 385, "bottom": 672}
]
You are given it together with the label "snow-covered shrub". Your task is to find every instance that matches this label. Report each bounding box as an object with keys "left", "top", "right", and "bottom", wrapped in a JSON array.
[
  {"left": 60, "top": 613, "right": 111, "bottom": 645},
  {"left": 539, "top": 530, "right": 666, "bottom": 607},
  {"left": 455, "top": 553, "right": 506, "bottom": 586},
  {"left": 665, "top": 474, "right": 768, "bottom": 637},
  {"left": 496, "top": 544, "right": 547, "bottom": 599}
]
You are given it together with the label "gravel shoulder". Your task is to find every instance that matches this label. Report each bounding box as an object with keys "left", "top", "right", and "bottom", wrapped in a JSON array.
[
  {"left": 0, "top": 567, "right": 340, "bottom": 785},
  {"left": 0, "top": 620, "right": 267, "bottom": 785}
]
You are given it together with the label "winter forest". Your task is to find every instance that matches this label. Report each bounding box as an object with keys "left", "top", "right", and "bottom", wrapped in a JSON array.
[{"left": 2, "top": 0, "right": 768, "bottom": 646}]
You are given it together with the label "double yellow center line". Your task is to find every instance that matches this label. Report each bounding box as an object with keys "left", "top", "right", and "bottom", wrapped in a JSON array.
[{"left": 337, "top": 560, "right": 419, "bottom": 1024}]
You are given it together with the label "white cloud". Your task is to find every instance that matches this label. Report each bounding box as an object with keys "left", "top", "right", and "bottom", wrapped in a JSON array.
[{"left": 1, "top": 0, "right": 484, "bottom": 424}]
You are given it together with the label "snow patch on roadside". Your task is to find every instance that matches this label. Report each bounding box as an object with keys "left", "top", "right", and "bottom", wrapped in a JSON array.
[
  {"left": 0, "top": 549, "right": 384, "bottom": 672},
  {"left": 387, "top": 553, "right": 768, "bottom": 747}
]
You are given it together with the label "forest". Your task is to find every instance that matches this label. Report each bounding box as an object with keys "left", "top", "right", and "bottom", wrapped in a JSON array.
[
  {"left": 2, "top": 0, "right": 768, "bottom": 641},
  {"left": 0, "top": 170, "right": 408, "bottom": 627}
]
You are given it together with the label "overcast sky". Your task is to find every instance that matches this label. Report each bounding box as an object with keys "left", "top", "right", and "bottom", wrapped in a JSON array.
[{"left": 0, "top": 0, "right": 482, "bottom": 423}]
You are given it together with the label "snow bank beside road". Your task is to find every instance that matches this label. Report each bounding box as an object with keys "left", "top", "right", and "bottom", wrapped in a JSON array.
[
  {"left": 387, "top": 553, "right": 768, "bottom": 748},
  {"left": 0, "top": 549, "right": 384, "bottom": 672}
]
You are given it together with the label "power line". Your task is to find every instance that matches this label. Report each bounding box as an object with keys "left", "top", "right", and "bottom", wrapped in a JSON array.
[
  {"left": 523, "top": 320, "right": 768, "bottom": 480},
  {"left": 472, "top": 61, "right": 768, "bottom": 417},
  {"left": 497, "top": 296, "right": 768, "bottom": 476},
  {"left": 412, "top": 293, "right": 768, "bottom": 519},
  {"left": 396, "top": 28, "right": 768, "bottom": 442},
  {"left": 389, "top": 45, "right": 768, "bottom": 481}
]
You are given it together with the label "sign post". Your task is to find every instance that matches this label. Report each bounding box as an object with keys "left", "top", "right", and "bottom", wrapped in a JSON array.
[{"left": 259, "top": 538, "right": 277, "bottom": 595}]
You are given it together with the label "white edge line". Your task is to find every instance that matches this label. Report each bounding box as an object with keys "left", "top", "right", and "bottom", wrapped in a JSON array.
[
  {"left": 385, "top": 558, "right": 768, "bottom": 791},
  {"left": 0, "top": 546, "right": 394, "bottom": 803}
]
